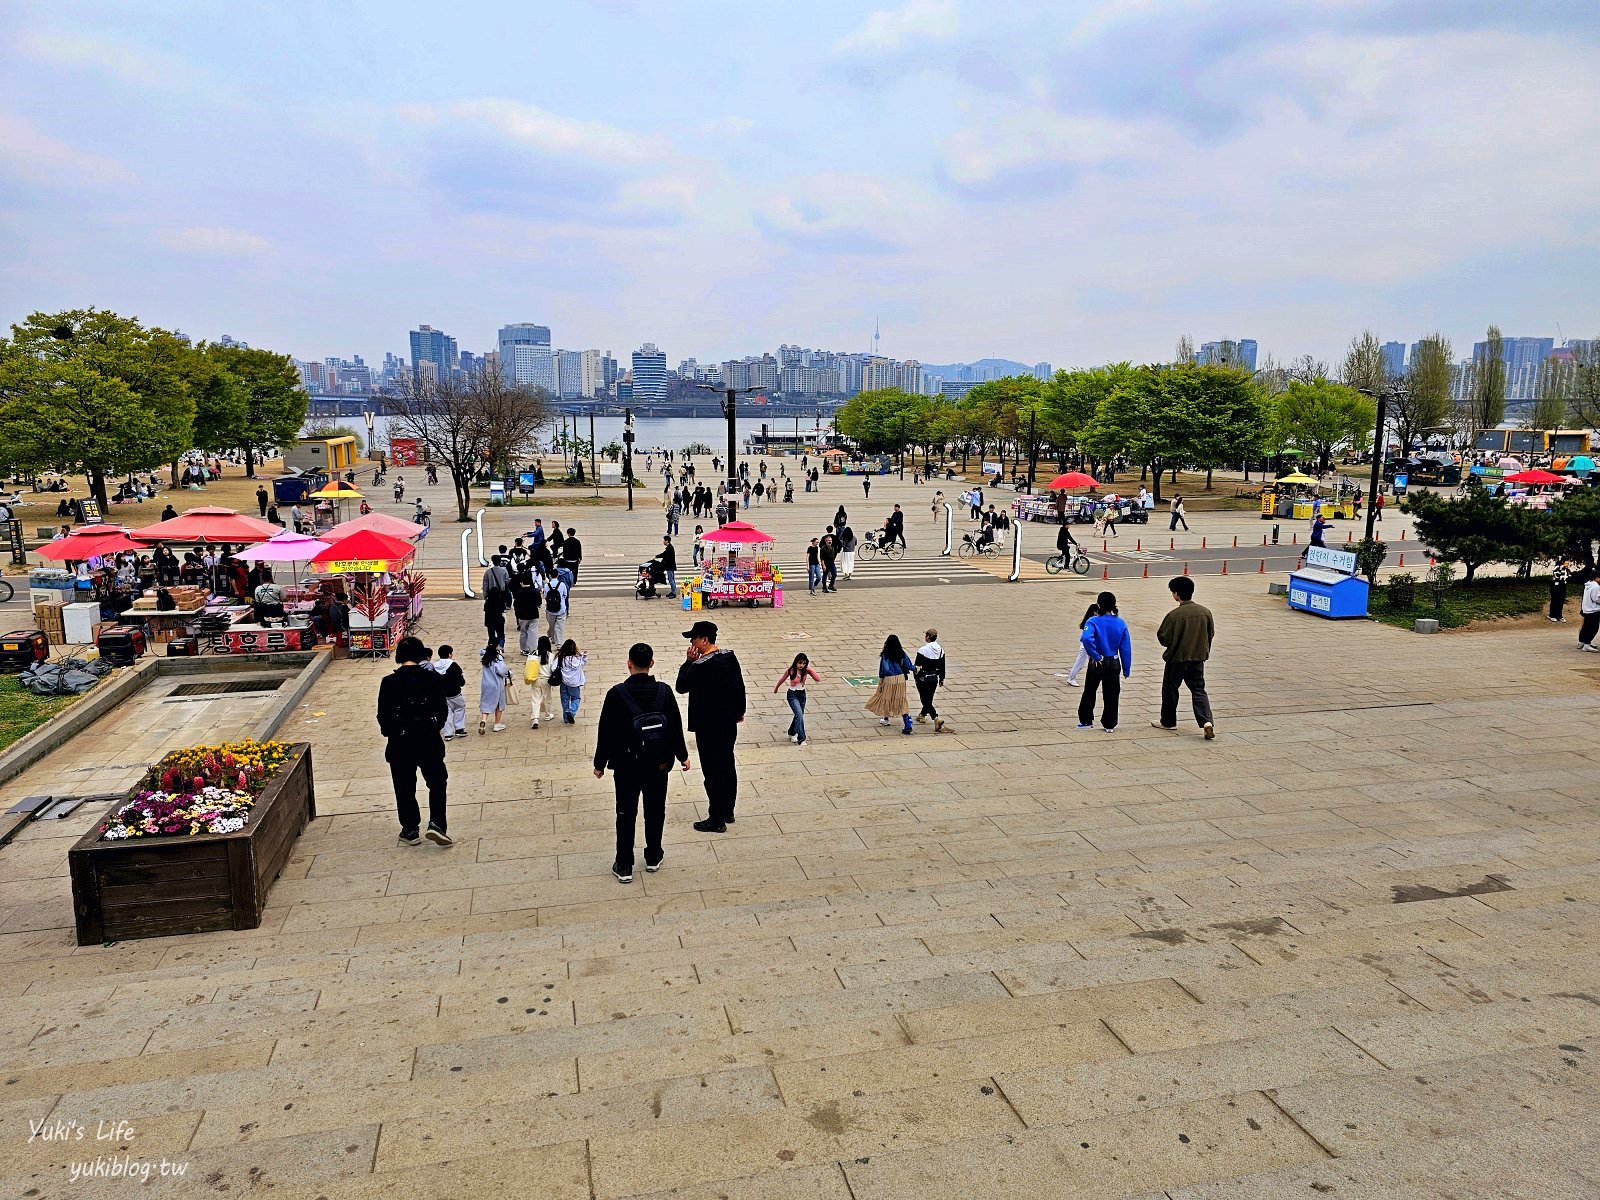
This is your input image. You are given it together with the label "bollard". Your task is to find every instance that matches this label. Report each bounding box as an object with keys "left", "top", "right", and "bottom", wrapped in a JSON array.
[
  {"left": 1170, "top": 538, "right": 1175, "bottom": 550},
  {"left": 1202, "top": 536, "right": 1207, "bottom": 549},
  {"left": 1183, "top": 561, "right": 1189, "bottom": 576},
  {"left": 1136, "top": 538, "right": 1141, "bottom": 550},
  {"left": 1102, "top": 540, "right": 1108, "bottom": 552},
  {"left": 1414, "top": 618, "right": 1440, "bottom": 634},
  {"left": 1292, "top": 533, "right": 1298, "bottom": 544},
  {"left": 1142, "top": 563, "right": 1149, "bottom": 578},
  {"left": 1258, "top": 559, "right": 1266, "bottom": 573},
  {"left": 1262, "top": 534, "right": 1268, "bottom": 546},
  {"left": 1232, "top": 535, "right": 1238, "bottom": 549},
  {"left": 1272, "top": 523, "right": 1280, "bottom": 545},
  {"left": 1397, "top": 553, "right": 1404, "bottom": 567},
  {"left": 1102, "top": 565, "right": 1109, "bottom": 580},
  {"left": 1346, "top": 531, "right": 1353, "bottom": 544}
]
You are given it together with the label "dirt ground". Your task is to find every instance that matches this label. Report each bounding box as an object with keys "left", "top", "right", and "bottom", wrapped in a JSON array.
[{"left": 9, "top": 458, "right": 298, "bottom": 533}]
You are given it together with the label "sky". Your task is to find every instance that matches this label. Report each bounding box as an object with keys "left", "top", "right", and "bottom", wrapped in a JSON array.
[{"left": 2, "top": 0, "right": 1598, "bottom": 372}]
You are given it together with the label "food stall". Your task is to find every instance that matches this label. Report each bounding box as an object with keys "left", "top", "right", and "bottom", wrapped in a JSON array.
[
  {"left": 305, "top": 481, "right": 365, "bottom": 532},
  {"left": 308, "top": 529, "right": 421, "bottom": 656},
  {"left": 1013, "top": 472, "right": 1101, "bottom": 525},
  {"left": 685, "top": 521, "right": 782, "bottom": 610}
]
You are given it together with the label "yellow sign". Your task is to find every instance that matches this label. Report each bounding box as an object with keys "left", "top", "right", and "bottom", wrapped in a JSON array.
[
  {"left": 1259, "top": 492, "right": 1274, "bottom": 516},
  {"left": 314, "top": 558, "right": 391, "bottom": 573}
]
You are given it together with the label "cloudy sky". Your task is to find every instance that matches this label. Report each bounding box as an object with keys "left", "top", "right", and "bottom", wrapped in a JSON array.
[{"left": 2, "top": 1, "right": 1597, "bottom": 369}]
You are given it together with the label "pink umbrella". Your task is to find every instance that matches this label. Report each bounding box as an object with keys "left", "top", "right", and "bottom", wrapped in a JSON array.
[
  {"left": 703, "top": 521, "right": 774, "bottom": 544},
  {"left": 234, "top": 531, "right": 332, "bottom": 563},
  {"left": 322, "top": 511, "right": 425, "bottom": 542}
]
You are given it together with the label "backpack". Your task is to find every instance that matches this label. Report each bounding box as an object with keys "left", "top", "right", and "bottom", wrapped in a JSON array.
[
  {"left": 545, "top": 582, "right": 563, "bottom": 613},
  {"left": 388, "top": 669, "right": 442, "bottom": 738},
  {"left": 618, "top": 682, "right": 674, "bottom": 767},
  {"left": 440, "top": 661, "right": 464, "bottom": 698}
]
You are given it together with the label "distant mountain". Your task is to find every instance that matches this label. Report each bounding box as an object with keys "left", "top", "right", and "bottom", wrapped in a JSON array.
[{"left": 919, "top": 358, "right": 1035, "bottom": 379}]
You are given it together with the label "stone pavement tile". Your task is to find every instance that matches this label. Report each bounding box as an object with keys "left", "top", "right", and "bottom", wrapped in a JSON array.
[
  {"left": 1269, "top": 1039, "right": 1600, "bottom": 1158},
  {"left": 995, "top": 943, "right": 1252, "bottom": 999},
  {"left": 772, "top": 1021, "right": 1127, "bottom": 1105},
  {"left": 1080, "top": 820, "right": 1232, "bottom": 853},
  {"left": 535, "top": 889, "right": 711, "bottom": 928},
  {"left": 770, "top": 803, "right": 915, "bottom": 834},
  {"left": 1105, "top": 980, "right": 1424, "bottom": 1054},
  {"left": 587, "top": 1077, "right": 1023, "bottom": 1199},
  {"left": 997, "top": 1026, "right": 1384, "bottom": 1128},
  {"left": 571, "top": 973, "right": 821, "bottom": 1027},
  {"left": 379, "top": 1065, "right": 783, "bottom": 1173},
  {"left": 901, "top": 976, "right": 1192, "bottom": 1043},
  {"left": 411, "top": 1008, "right": 730, "bottom": 1077},
  {"left": 1274, "top": 892, "right": 1496, "bottom": 934},
  {"left": 1174, "top": 953, "right": 1391, "bottom": 1002},
  {"left": 0, "top": 1110, "right": 203, "bottom": 1180},
  {"left": 840, "top": 1091, "right": 1326, "bottom": 1200},
  {"left": 728, "top": 971, "right": 1007, "bottom": 1034},
  {"left": 1335, "top": 994, "right": 1600, "bottom": 1069},
  {"left": 624, "top": 1162, "right": 854, "bottom": 1200},
  {"left": 301, "top": 1139, "right": 593, "bottom": 1200},
  {"left": 1234, "top": 917, "right": 1484, "bottom": 965}
]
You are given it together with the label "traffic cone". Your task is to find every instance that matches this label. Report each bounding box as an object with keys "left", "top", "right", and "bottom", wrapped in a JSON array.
[
  {"left": 1346, "top": 531, "right": 1353, "bottom": 544},
  {"left": 1232, "top": 535, "right": 1238, "bottom": 548},
  {"left": 1136, "top": 539, "right": 1141, "bottom": 550},
  {"left": 1258, "top": 559, "right": 1266, "bottom": 573},
  {"left": 1101, "top": 565, "right": 1109, "bottom": 580},
  {"left": 1221, "top": 560, "right": 1229, "bottom": 575},
  {"left": 1292, "top": 533, "right": 1298, "bottom": 544},
  {"left": 1397, "top": 553, "right": 1404, "bottom": 567},
  {"left": 1169, "top": 538, "right": 1175, "bottom": 550},
  {"left": 1102, "top": 540, "right": 1108, "bottom": 552},
  {"left": 1183, "top": 561, "right": 1189, "bottom": 576},
  {"left": 1142, "top": 563, "right": 1149, "bottom": 578},
  {"left": 1202, "top": 536, "right": 1208, "bottom": 549}
]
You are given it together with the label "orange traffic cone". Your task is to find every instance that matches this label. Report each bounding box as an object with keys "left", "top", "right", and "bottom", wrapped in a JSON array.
[
  {"left": 1258, "top": 559, "right": 1266, "bottom": 573},
  {"left": 1221, "top": 560, "right": 1229, "bottom": 575}
]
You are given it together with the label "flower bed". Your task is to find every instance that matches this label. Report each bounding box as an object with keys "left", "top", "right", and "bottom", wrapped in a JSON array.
[{"left": 100, "top": 739, "right": 293, "bottom": 840}]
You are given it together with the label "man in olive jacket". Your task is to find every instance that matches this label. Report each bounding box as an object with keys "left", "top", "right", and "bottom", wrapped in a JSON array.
[{"left": 1153, "top": 575, "right": 1216, "bottom": 739}]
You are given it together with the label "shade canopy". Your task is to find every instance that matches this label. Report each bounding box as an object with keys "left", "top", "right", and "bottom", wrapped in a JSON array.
[
  {"left": 1505, "top": 468, "right": 1567, "bottom": 485},
  {"left": 1045, "top": 471, "right": 1099, "bottom": 491},
  {"left": 1496, "top": 457, "right": 1524, "bottom": 469},
  {"left": 1274, "top": 472, "right": 1318, "bottom": 485},
  {"left": 136, "top": 506, "right": 277, "bottom": 544},
  {"left": 322, "top": 511, "right": 424, "bottom": 542},
  {"left": 34, "top": 525, "right": 148, "bottom": 561},
  {"left": 234, "top": 530, "right": 332, "bottom": 563},
  {"left": 308, "top": 481, "right": 364, "bottom": 499},
  {"left": 309, "top": 529, "right": 416, "bottom": 573},
  {"left": 702, "top": 521, "right": 773, "bottom": 545},
  {"left": 821, "top": 448, "right": 847, "bottom": 456}
]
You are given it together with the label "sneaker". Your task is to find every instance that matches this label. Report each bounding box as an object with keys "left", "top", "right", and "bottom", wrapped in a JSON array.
[
  {"left": 1066, "top": 677, "right": 1080, "bottom": 687},
  {"left": 1549, "top": 616, "right": 1561, "bottom": 623},
  {"left": 692, "top": 818, "right": 727, "bottom": 833},
  {"left": 530, "top": 720, "right": 539, "bottom": 729},
  {"left": 1075, "top": 723, "right": 1094, "bottom": 730},
  {"left": 1150, "top": 721, "right": 1177, "bottom": 731},
  {"left": 442, "top": 733, "right": 452, "bottom": 742},
  {"left": 934, "top": 718, "right": 945, "bottom": 733},
  {"left": 398, "top": 831, "right": 421, "bottom": 846},
  {"left": 1100, "top": 726, "right": 1115, "bottom": 733},
  {"left": 879, "top": 717, "right": 891, "bottom": 726},
  {"left": 644, "top": 852, "right": 664, "bottom": 873},
  {"left": 492, "top": 723, "right": 506, "bottom": 732},
  {"left": 1583, "top": 644, "right": 1600, "bottom": 653},
  {"left": 425, "top": 826, "right": 453, "bottom": 847},
  {"left": 1203, "top": 722, "right": 1216, "bottom": 740},
  {"left": 612, "top": 863, "right": 633, "bottom": 884},
  {"left": 915, "top": 715, "right": 928, "bottom": 723}
]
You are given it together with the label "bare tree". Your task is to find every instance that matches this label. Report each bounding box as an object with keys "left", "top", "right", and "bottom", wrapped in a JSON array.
[
  {"left": 390, "top": 368, "right": 550, "bottom": 521},
  {"left": 1471, "top": 324, "right": 1507, "bottom": 435},
  {"left": 1174, "top": 334, "right": 1195, "bottom": 365},
  {"left": 1253, "top": 353, "right": 1288, "bottom": 396},
  {"left": 1394, "top": 332, "right": 1452, "bottom": 454},
  {"left": 1568, "top": 336, "right": 1600, "bottom": 432},
  {"left": 1533, "top": 357, "right": 1571, "bottom": 433},
  {"left": 1340, "top": 329, "right": 1387, "bottom": 394},
  {"left": 1288, "top": 354, "right": 1329, "bottom": 384}
]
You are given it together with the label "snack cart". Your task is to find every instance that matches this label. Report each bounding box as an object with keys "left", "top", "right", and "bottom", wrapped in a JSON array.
[
  {"left": 685, "top": 521, "right": 783, "bottom": 610},
  {"left": 307, "top": 528, "right": 421, "bottom": 656}
]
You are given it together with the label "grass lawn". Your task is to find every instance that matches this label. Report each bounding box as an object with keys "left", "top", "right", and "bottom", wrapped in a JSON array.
[
  {"left": 1369, "top": 575, "right": 1550, "bottom": 631},
  {"left": 0, "top": 676, "right": 75, "bottom": 753}
]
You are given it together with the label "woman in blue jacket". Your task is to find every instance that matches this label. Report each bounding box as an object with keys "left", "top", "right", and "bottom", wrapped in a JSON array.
[
  {"left": 1076, "top": 590, "right": 1133, "bottom": 732},
  {"left": 864, "top": 634, "right": 916, "bottom": 734}
]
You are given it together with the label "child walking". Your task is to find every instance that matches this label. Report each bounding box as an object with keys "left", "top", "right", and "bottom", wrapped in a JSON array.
[
  {"left": 556, "top": 638, "right": 588, "bottom": 724},
  {"left": 1065, "top": 601, "right": 1099, "bottom": 686},
  {"left": 865, "top": 634, "right": 916, "bottom": 735},
  {"left": 773, "top": 653, "right": 822, "bottom": 746},
  {"left": 526, "top": 635, "right": 554, "bottom": 729},
  {"left": 435, "top": 644, "right": 467, "bottom": 740},
  {"left": 478, "top": 643, "right": 513, "bottom": 734}
]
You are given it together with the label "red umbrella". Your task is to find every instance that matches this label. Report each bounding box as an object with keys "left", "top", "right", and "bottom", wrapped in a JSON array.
[
  {"left": 309, "top": 528, "right": 416, "bottom": 573},
  {"left": 1505, "top": 468, "right": 1567, "bottom": 485},
  {"left": 703, "top": 521, "right": 774, "bottom": 544},
  {"left": 34, "top": 525, "right": 150, "bottom": 561},
  {"left": 1045, "top": 471, "right": 1100, "bottom": 490},
  {"left": 136, "top": 506, "right": 277, "bottom": 543}
]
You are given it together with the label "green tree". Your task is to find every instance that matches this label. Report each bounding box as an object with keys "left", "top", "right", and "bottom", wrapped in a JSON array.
[
  {"left": 1404, "top": 489, "right": 1553, "bottom": 584},
  {"left": 1042, "top": 365, "right": 1129, "bottom": 469},
  {"left": 1549, "top": 486, "right": 1600, "bottom": 572},
  {"left": 1394, "top": 333, "right": 1452, "bottom": 455},
  {"left": 1082, "top": 365, "right": 1194, "bottom": 503},
  {"left": 1341, "top": 329, "right": 1388, "bottom": 394},
  {"left": 1272, "top": 378, "right": 1376, "bottom": 474},
  {"left": 1180, "top": 365, "right": 1268, "bottom": 488},
  {"left": 188, "top": 348, "right": 248, "bottom": 455},
  {"left": 835, "top": 388, "right": 928, "bottom": 455},
  {"left": 0, "top": 308, "right": 196, "bottom": 509},
  {"left": 204, "top": 343, "right": 308, "bottom": 477},
  {"left": 1471, "top": 324, "right": 1507, "bottom": 434}
]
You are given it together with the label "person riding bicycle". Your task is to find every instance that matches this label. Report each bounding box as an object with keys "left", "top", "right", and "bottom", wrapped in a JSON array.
[
  {"left": 1056, "top": 522, "right": 1079, "bottom": 560},
  {"left": 975, "top": 523, "right": 996, "bottom": 552},
  {"left": 885, "top": 504, "right": 906, "bottom": 550}
]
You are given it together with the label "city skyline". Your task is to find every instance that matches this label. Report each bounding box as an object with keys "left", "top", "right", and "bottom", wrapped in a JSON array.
[{"left": 3, "top": 3, "right": 1597, "bottom": 368}]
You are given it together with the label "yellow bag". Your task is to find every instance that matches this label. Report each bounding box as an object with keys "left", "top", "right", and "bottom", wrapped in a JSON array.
[{"left": 524, "top": 657, "right": 540, "bottom": 684}]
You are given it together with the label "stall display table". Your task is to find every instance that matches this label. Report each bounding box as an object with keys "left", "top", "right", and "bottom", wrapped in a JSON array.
[
  {"left": 209, "top": 623, "right": 312, "bottom": 654},
  {"left": 1287, "top": 546, "right": 1369, "bottom": 619},
  {"left": 119, "top": 610, "right": 198, "bottom": 644},
  {"left": 349, "top": 609, "right": 407, "bottom": 656}
]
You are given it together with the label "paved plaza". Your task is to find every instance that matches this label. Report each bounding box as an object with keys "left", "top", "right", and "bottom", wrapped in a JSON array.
[{"left": 2, "top": 466, "right": 1599, "bottom": 1197}]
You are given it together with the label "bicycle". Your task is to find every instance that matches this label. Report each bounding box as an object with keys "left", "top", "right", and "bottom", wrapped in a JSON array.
[
  {"left": 857, "top": 539, "right": 905, "bottom": 562},
  {"left": 0, "top": 578, "right": 12, "bottom": 603},
  {"left": 1045, "top": 550, "right": 1091, "bottom": 575},
  {"left": 955, "top": 533, "right": 1001, "bottom": 558}
]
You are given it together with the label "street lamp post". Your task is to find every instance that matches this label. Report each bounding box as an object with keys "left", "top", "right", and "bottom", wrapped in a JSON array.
[
  {"left": 1357, "top": 386, "right": 1391, "bottom": 543},
  {"left": 623, "top": 407, "right": 635, "bottom": 511},
  {"left": 693, "top": 382, "right": 758, "bottom": 508}
]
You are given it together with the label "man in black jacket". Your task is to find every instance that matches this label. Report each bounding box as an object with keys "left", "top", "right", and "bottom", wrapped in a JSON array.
[
  {"left": 376, "top": 636, "right": 452, "bottom": 847},
  {"left": 593, "top": 643, "right": 690, "bottom": 883},
  {"left": 561, "top": 526, "right": 583, "bottom": 582},
  {"left": 656, "top": 535, "right": 678, "bottom": 597},
  {"left": 675, "top": 620, "right": 746, "bottom": 833}
]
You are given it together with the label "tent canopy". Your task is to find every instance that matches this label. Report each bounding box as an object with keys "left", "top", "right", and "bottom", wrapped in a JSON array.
[
  {"left": 234, "top": 531, "right": 332, "bottom": 563},
  {"left": 308, "top": 482, "right": 363, "bottom": 499},
  {"left": 136, "top": 506, "right": 276, "bottom": 544},
  {"left": 1274, "top": 472, "right": 1318, "bottom": 485},
  {"left": 309, "top": 528, "right": 416, "bottom": 572},
  {"left": 1505, "top": 468, "right": 1567, "bottom": 485},
  {"left": 34, "top": 526, "right": 148, "bottom": 561},
  {"left": 322, "top": 511, "right": 424, "bottom": 542},
  {"left": 703, "top": 521, "right": 773, "bottom": 544}
]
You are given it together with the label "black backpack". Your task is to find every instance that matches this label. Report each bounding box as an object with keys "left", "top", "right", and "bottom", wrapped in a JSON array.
[
  {"left": 618, "top": 683, "right": 673, "bottom": 767},
  {"left": 545, "top": 582, "right": 563, "bottom": 613},
  {"left": 440, "top": 661, "right": 464, "bottom": 698}
]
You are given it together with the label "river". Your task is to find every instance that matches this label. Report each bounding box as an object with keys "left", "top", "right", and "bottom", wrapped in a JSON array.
[{"left": 304, "top": 413, "right": 834, "bottom": 457}]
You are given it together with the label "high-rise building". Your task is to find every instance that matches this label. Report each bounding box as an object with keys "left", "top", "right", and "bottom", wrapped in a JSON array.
[
  {"left": 1032, "top": 362, "right": 1053, "bottom": 381},
  {"left": 498, "top": 323, "right": 551, "bottom": 384},
  {"left": 940, "top": 380, "right": 981, "bottom": 399},
  {"left": 409, "top": 325, "right": 457, "bottom": 384},
  {"left": 861, "top": 356, "right": 897, "bottom": 392},
  {"left": 602, "top": 352, "right": 619, "bottom": 392},
  {"left": 1380, "top": 341, "right": 1406, "bottom": 379},
  {"left": 457, "top": 351, "right": 482, "bottom": 380},
  {"left": 507, "top": 345, "right": 556, "bottom": 392},
  {"left": 296, "top": 360, "right": 328, "bottom": 393},
  {"left": 632, "top": 343, "right": 667, "bottom": 404},
  {"left": 556, "top": 350, "right": 584, "bottom": 399},
  {"left": 897, "top": 359, "right": 924, "bottom": 394},
  {"left": 1196, "top": 338, "right": 1257, "bottom": 371}
]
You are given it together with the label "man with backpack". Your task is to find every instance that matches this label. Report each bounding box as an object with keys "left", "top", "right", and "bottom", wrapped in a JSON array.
[
  {"left": 376, "top": 636, "right": 452, "bottom": 846},
  {"left": 544, "top": 571, "right": 568, "bottom": 648},
  {"left": 593, "top": 642, "right": 690, "bottom": 883}
]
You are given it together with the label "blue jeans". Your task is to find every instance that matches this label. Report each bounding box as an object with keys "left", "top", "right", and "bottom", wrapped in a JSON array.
[
  {"left": 808, "top": 563, "right": 821, "bottom": 592},
  {"left": 666, "top": 569, "right": 676, "bottom": 594},
  {"left": 692, "top": 545, "right": 702, "bottom": 566},
  {"left": 786, "top": 689, "right": 808, "bottom": 743},
  {"left": 560, "top": 683, "right": 582, "bottom": 718}
]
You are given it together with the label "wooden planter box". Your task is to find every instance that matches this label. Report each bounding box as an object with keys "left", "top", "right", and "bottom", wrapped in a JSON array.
[{"left": 68, "top": 744, "right": 315, "bottom": 945}]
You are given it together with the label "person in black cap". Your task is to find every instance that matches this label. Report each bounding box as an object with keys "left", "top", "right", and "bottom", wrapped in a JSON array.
[
  {"left": 376, "top": 635, "right": 452, "bottom": 846},
  {"left": 675, "top": 620, "right": 746, "bottom": 833}
]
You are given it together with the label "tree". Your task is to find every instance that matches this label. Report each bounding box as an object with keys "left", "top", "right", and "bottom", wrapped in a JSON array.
[
  {"left": 1042, "top": 365, "right": 1129, "bottom": 469},
  {"left": 1181, "top": 365, "right": 1268, "bottom": 488},
  {"left": 188, "top": 348, "right": 248, "bottom": 455},
  {"left": 1568, "top": 336, "right": 1600, "bottom": 432},
  {"left": 302, "top": 421, "right": 366, "bottom": 456},
  {"left": 1394, "top": 333, "right": 1452, "bottom": 455},
  {"left": 205, "top": 343, "right": 308, "bottom": 477},
  {"left": 391, "top": 368, "right": 550, "bottom": 520},
  {"left": 1288, "top": 354, "right": 1330, "bottom": 384},
  {"left": 1271, "top": 378, "right": 1376, "bottom": 474},
  {"left": 1549, "top": 487, "right": 1600, "bottom": 572},
  {"left": 1174, "top": 334, "right": 1195, "bottom": 365},
  {"left": 0, "top": 308, "right": 196, "bottom": 509},
  {"left": 1082, "top": 365, "right": 1194, "bottom": 503},
  {"left": 1532, "top": 357, "right": 1570, "bottom": 433},
  {"left": 1471, "top": 324, "right": 1507, "bottom": 434},
  {"left": 834, "top": 388, "right": 927, "bottom": 455},
  {"left": 1341, "top": 330, "right": 1388, "bottom": 394},
  {"left": 1403, "top": 489, "right": 1554, "bottom": 584}
]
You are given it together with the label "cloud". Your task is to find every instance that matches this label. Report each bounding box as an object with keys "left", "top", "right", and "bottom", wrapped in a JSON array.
[
  {"left": 698, "top": 116, "right": 756, "bottom": 138},
  {"left": 18, "top": 30, "right": 188, "bottom": 90},
  {"left": 0, "top": 112, "right": 135, "bottom": 187},
  {"left": 404, "top": 99, "right": 661, "bottom": 166},
  {"left": 752, "top": 175, "right": 925, "bottom": 255},
  {"left": 834, "top": 0, "right": 957, "bottom": 56},
  {"left": 939, "top": 110, "right": 1172, "bottom": 197},
  {"left": 160, "top": 227, "right": 274, "bottom": 256}
]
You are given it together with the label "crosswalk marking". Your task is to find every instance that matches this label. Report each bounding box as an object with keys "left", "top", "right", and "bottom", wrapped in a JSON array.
[{"left": 568, "top": 555, "right": 993, "bottom": 594}]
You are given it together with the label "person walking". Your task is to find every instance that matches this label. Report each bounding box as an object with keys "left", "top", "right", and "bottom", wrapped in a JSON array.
[
  {"left": 556, "top": 638, "right": 588, "bottom": 721},
  {"left": 665, "top": 493, "right": 681, "bottom": 537},
  {"left": 560, "top": 526, "right": 583, "bottom": 583},
  {"left": 1153, "top": 575, "right": 1216, "bottom": 737},
  {"left": 483, "top": 572, "right": 509, "bottom": 651},
  {"left": 692, "top": 524, "right": 705, "bottom": 567},
  {"left": 862, "top": 476, "right": 871, "bottom": 499},
  {"left": 1075, "top": 591, "right": 1132, "bottom": 732},
  {"left": 865, "top": 634, "right": 916, "bottom": 735},
  {"left": 377, "top": 636, "right": 452, "bottom": 847},
  {"left": 1065, "top": 600, "right": 1099, "bottom": 686},
  {"left": 1549, "top": 559, "right": 1571, "bottom": 623},
  {"left": 544, "top": 571, "right": 569, "bottom": 648},
  {"left": 886, "top": 504, "right": 906, "bottom": 550},
  {"left": 819, "top": 532, "right": 839, "bottom": 592},
  {"left": 433, "top": 644, "right": 468, "bottom": 740},
  {"left": 839, "top": 525, "right": 857, "bottom": 580},
  {"left": 1374, "top": 491, "right": 1385, "bottom": 523},
  {"left": 512, "top": 573, "right": 541, "bottom": 654},
  {"left": 932, "top": 490, "right": 944, "bottom": 523},
  {"left": 913, "top": 629, "right": 946, "bottom": 731},
  {"left": 478, "top": 643, "right": 513, "bottom": 734},
  {"left": 255, "top": 485, "right": 269, "bottom": 517},
  {"left": 676, "top": 620, "right": 746, "bottom": 833},
  {"left": 526, "top": 635, "right": 554, "bottom": 728},
  {"left": 657, "top": 535, "right": 678, "bottom": 597},
  {"left": 1580, "top": 572, "right": 1600, "bottom": 653},
  {"left": 1169, "top": 495, "right": 1189, "bottom": 532},
  {"left": 594, "top": 642, "right": 690, "bottom": 883},
  {"left": 774, "top": 653, "right": 822, "bottom": 745},
  {"left": 806, "top": 538, "right": 821, "bottom": 595}
]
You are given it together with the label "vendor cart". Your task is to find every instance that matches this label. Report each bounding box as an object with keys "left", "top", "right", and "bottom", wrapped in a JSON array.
[{"left": 686, "top": 521, "right": 783, "bottom": 610}]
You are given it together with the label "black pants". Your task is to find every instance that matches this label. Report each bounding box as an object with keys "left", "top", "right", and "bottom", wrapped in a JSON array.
[
  {"left": 694, "top": 726, "right": 739, "bottom": 823},
  {"left": 1580, "top": 610, "right": 1600, "bottom": 647},
  {"left": 485, "top": 611, "right": 505, "bottom": 648},
  {"left": 614, "top": 767, "right": 669, "bottom": 870},
  {"left": 1549, "top": 585, "right": 1566, "bottom": 620},
  {"left": 389, "top": 746, "right": 447, "bottom": 835},
  {"left": 1160, "top": 660, "right": 1214, "bottom": 728},
  {"left": 915, "top": 675, "right": 939, "bottom": 719},
  {"left": 1078, "top": 658, "right": 1121, "bottom": 730},
  {"left": 822, "top": 560, "right": 837, "bottom": 590}
]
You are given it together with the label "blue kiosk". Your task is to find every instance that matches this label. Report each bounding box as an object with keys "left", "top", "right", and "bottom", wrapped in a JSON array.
[{"left": 1288, "top": 545, "right": 1369, "bottom": 619}]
